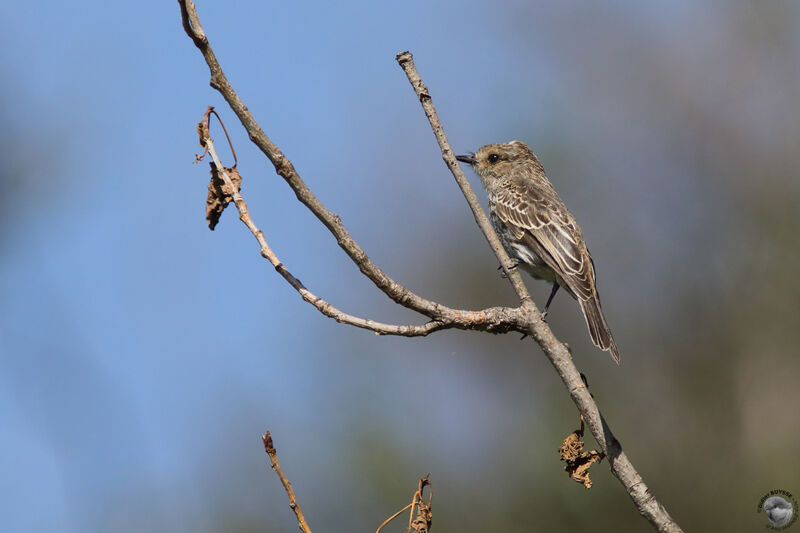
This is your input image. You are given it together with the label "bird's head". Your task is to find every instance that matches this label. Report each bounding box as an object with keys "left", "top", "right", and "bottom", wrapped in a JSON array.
[{"left": 456, "top": 140, "right": 544, "bottom": 186}]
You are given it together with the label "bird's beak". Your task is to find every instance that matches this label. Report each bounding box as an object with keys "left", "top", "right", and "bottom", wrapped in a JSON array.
[{"left": 456, "top": 154, "right": 476, "bottom": 165}]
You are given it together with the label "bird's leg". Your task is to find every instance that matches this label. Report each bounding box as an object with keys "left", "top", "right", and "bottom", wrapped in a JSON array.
[{"left": 542, "top": 283, "right": 560, "bottom": 319}]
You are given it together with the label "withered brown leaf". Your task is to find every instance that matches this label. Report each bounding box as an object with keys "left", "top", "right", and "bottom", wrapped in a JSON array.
[
  {"left": 206, "top": 163, "right": 241, "bottom": 230},
  {"left": 558, "top": 430, "right": 604, "bottom": 489}
]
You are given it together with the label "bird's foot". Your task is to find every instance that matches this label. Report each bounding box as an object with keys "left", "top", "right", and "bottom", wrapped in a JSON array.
[
  {"left": 541, "top": 284, "right": 559, "bottom": 320},
  {"left": 498, "top": 260, "right": 519, "bottom": 279}
]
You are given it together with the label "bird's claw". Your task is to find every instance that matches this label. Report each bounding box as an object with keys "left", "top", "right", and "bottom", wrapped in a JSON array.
[{"left": 498, "top": 260, "right": 519, "bottom": 279}]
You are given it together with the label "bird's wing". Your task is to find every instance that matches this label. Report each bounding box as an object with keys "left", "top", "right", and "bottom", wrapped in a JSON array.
[{"left": 491, "top": 180, "right": 595, "bottom": 301}]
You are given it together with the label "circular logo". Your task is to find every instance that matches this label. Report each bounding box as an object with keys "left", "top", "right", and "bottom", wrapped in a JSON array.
[{"left": 758, "top": 490, "right": 798, "bottom": 530}]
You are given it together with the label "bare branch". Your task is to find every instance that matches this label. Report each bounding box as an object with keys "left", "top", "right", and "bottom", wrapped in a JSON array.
[
  {"left": 408, "top": 476, "right": 432, "bottom": 533},
  {"left": 395, "top": 51, "right": 682, "bottom": 533},
  {"left": 262, "top": 431, "right": 313, "bottom": 533},
  {"left": 180, "top": 2, "right": 682, "bottom": 531},
  {"left": 396, "top": 52, "right": 531, "bottom": 303},
  {"left": 179, "top": 0, "right": 496, "bottom": 324},
  {"left": 196, "top": 112, "right": 521, "bottom": 336},
  {"left": 375, "top": 476, "right": 432, "bottom": 533},
  {"left": 196, "top": 111, "right": 457, "bottom": 337},
  {"left": 376, "top": 503, "right": 412, "bottom": 533}
]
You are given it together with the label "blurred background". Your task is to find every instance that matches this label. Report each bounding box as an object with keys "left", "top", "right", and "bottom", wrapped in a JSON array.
[{"left": 2, "top": 1, "right": 799, "bottom": 531}]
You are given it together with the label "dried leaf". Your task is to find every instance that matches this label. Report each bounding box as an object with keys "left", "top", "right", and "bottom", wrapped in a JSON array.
[
  {"left": 197, "top": 120, "right": 207, "bottom": 148},
  {"left": 411, "top": 476, "right": 432, "bottom": 533},
  {"left": 411, "top": 500, "right": 432, "bottom": 533},
  {"left": 206, "top": 164, "right": 241, "bottom": 230},
  {"left": 559, "top": 430, "right": 604, "bottom": 489}
]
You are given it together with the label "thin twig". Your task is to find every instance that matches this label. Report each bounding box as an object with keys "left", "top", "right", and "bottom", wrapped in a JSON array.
[
  {"left": 396, "top": 51, "right": 682, "bottom": 533},
  {"left": 206, "top": 107, "right": 237, "bottom": 167},
  {"left": 406, "top": 488, "right": 419, "bottom": 533},
  {"left": 376, "top": 503, "right": 413, "bottom": 533},
  {"left": 197, "top": 110, "right": 451, "bottom": 336},
  {"left": 262, "top": 431, "right": 312, "bottom": 533},
  {"left": 179, "top": 0, "right": 511, "bottom": 325},
  {"left": 179, "top": 2, "right": 682, "bottom": 531},
  {"left": 376, "top": 476, "right": 432, "bottom": 533},
  {"left": 408, "top": 476, "right": 432, "bottom": 533},
  {"left": 395, "top": 53, "right": 531, "bottom": 304}
]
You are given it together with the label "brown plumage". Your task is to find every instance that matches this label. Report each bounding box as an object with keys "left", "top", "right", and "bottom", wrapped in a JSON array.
[{"left": 457, "top": 141, "right": 620, "bottom": 363}]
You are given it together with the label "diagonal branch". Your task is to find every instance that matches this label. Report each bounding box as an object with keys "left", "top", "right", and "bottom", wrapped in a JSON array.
[
  {"left": 180, "top": 0, "right": 489, "bottom": 324},
  {"left": 180, "top": 2, "right": 682, "bottom": 531},
  {"left": 197, "top": 110, "right": 501, "bottom": 337},
  {"left": 396, "top": 52, "right": 682, "bottom": 532},
  {"left": 395, "top": 53, "right": 531, "bottom": 303}
]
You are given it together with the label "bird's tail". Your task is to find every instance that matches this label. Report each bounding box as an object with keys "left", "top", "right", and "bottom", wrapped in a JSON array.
[{"left": 579, "top": 296, "right": 620, "bottom": 364}]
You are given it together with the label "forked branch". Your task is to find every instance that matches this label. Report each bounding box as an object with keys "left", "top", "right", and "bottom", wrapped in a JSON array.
[
  {"left": 197, "top": 108, "right": 450, "bottom": 336},
  {"left": 180, "top": 2, "right": 682, "bottom": 531}
]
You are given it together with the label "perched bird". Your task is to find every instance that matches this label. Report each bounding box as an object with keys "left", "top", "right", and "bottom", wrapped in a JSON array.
[{"left": 457, "top": 141, "right": 620, "bottom": 363}]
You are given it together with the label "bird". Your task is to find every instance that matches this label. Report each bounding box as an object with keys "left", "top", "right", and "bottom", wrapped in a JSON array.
[{"left": 456, "top": 140, "right": 620, "bottom": 363}]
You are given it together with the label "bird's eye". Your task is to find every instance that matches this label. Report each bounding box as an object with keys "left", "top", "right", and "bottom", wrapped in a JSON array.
[{"left": 488, "top": 153, "right": 499, "bottom": 164}]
